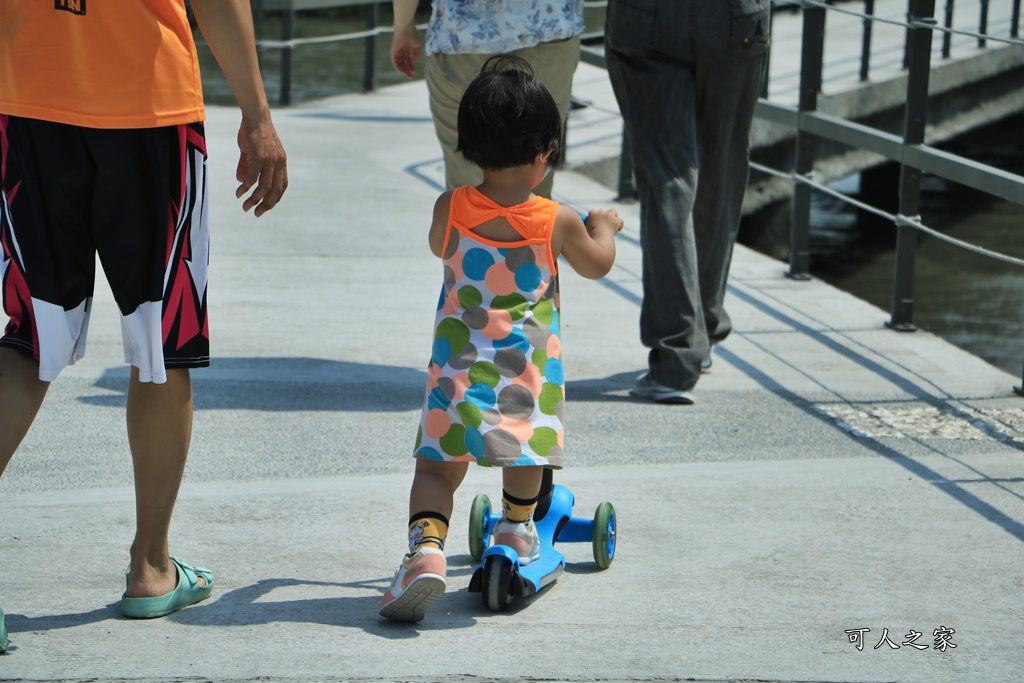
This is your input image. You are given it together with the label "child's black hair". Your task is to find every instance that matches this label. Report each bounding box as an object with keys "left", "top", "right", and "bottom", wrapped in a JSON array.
[{"left": 456, "top": 54, "right": 563, "bottom": 171}]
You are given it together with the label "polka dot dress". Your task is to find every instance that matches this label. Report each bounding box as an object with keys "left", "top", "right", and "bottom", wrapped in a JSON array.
[{"left": 414, "top": 186, "right": 565, "bottom": 468}]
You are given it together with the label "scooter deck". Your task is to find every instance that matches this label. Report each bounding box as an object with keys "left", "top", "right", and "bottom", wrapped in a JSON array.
[
  {"left": 468, "top": 543, "right": 565, "bottom": 597},
  {"left": 469, "top": 484, "right": 579, "bottom": 597},
  {"left": 468, "top": 483, "right": 614, "bottom": 610}
]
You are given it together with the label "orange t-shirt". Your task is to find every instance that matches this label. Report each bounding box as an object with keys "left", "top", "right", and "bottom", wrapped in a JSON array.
[{"left": 0, "top": 0, "right": 204, "bottom": 128}]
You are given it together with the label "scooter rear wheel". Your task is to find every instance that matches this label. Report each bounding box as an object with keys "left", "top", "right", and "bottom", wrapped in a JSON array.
[
  {"left": 469, "top": 494, "right": 491, "bottom": 562},
  {"left": 593, "top": 501, "right": 617, "bottom": 569}
]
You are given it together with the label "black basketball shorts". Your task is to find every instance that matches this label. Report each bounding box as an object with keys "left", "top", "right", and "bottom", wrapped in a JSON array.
[{"left": 0, "top": 115, "right": 211, "bottom": 383}]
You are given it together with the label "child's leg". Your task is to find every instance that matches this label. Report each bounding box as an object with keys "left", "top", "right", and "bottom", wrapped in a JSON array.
[
  {"left": 409, "top": 459, "right": 468, "bottom": 524},
  {"left": 502, "top": 466, "right": 544, "bottom": 505},
  {"left": 406, "top": 458, "right": 468, "bottom": 552},
  {"left": 493, "top": 466, "right": 545, "bottom": 564},
  {"left": 380, "top": 459, "right": 468, "bottom": 623}
]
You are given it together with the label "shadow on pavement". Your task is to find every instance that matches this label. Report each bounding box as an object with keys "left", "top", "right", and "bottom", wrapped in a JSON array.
[{"left": 77, "top": 357, "right": 430, "bottom": 412}]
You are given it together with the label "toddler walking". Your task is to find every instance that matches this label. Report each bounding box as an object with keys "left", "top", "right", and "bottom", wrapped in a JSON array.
[{"left": 380, "top": 54, "right": 623, "bottom": 622}]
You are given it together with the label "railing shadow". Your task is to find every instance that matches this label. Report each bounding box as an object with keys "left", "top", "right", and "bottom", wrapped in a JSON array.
[{"left": 719, "top": 342, "right": 1024, "bottom": 544}]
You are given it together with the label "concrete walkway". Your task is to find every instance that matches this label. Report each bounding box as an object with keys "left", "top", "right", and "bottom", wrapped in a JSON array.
[{"left": 1, "top": 64, "right": 1023, "bottom": 683}]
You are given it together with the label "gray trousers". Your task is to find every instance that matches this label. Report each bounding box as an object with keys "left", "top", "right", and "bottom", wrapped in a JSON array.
[{"left": 606, "top": 0, "right": 769, "bottom": 391}]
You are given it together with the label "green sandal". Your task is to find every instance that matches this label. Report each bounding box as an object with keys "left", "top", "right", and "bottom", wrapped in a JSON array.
[
  {"left": 121, "top": 557, "right": 213, "bottom": 619},
  {"left": 1, "top": 604, "right": 8, "bottom": 653}
]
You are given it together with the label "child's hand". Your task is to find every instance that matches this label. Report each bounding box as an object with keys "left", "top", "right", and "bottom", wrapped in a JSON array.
[
  {"left": 586, "top": 209, "right": 625, "bottom": 235},
  {"left": 557, "top": 206, "right": 619, "bottom": 279}
]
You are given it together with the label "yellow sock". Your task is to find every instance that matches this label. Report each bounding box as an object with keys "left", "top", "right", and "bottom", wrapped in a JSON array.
[{"left": 408, "top": 514, "right": 449, "bottom": 552}]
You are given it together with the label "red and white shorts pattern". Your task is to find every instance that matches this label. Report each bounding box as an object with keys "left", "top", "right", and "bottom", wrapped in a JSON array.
[{"left": 0, "top": 115, "right": 211, "bottom": 383}]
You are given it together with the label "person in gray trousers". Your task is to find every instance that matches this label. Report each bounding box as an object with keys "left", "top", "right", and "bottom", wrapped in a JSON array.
[{"left": 605, "top": 0, "right": 770, "bottom": 404}]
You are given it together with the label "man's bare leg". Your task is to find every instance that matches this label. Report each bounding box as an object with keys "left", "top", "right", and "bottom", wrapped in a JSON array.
[
  {"left": 0, "top": 347, "right": 49, "bottom": 476},
  {"left": 124, "top": 367, "right": 205, "bottom": 598}
]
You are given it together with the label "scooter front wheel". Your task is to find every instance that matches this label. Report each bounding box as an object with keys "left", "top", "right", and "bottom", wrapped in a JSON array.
[{"left": 482, "top": 554, "right": 515, "bottom": 612}]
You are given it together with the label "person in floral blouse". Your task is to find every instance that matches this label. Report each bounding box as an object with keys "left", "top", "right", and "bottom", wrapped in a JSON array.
[{"left": 390, "top": 0, "right": 585, "bottom": 198}]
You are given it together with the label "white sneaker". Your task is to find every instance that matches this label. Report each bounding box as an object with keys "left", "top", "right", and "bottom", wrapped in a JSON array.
[
  {"left": 492, "top": 517, "right": 541, "bottom": 565},
  {"left": 378, "top": 547, "right": 446, "bottom": 623},
  {"left": 630, "top": 373, "right": 695, "bottom": 404}
]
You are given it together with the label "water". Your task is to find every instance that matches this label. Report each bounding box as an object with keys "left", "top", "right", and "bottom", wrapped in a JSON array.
[{"left": 806, "top": 113, "right": 1024, "bottom": 378}]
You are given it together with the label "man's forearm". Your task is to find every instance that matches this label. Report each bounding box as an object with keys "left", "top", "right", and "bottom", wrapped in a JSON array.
[{"left": 190, "top": 0, "right": 272, "bottom": 123}]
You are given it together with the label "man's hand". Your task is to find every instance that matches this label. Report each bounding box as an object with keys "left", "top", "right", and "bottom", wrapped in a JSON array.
[
  {"left": 190, "top": 0, "right": 289, "bottom": 216},
  {"left": 235, "top": 116, "right": 288, "bottom": 217}
]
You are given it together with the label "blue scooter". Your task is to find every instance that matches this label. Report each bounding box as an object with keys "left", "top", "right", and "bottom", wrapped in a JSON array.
[{"left": 467, "top": 471, "right": 617, "bottom": 611}]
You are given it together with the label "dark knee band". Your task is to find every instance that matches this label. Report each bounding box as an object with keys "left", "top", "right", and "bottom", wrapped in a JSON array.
[
  {"left": 502, "top": 490, "right": 539, "bottom": 507},
  {"left": 409, "top": 511, "right": 450, "bottom": 527}
]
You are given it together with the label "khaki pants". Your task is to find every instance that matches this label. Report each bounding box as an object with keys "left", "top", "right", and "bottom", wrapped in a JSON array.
[{"left": 424, "top": 36, "right": 581, "bottom": 198}]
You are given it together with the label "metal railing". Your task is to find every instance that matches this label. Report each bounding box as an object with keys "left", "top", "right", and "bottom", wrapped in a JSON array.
[
  {"left": 749, "top": 0, "right": 1024, "bottom": 394},
  {"left": 250, "top": 0, "right": 387, "bottom": 105}
]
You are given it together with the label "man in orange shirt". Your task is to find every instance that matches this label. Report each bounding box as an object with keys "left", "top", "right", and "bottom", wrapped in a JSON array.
[{"left": 0, "top": 0, "right": 287, "bottom": 644}]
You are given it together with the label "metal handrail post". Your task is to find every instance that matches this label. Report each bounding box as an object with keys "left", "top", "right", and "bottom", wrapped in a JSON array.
[
  {"left": 253, "top": 0, "right": 265, "bottom": 58},
  {"left": 888, "top": 0, "right": 936, "bottom": 332},
  {"left": 903, "top": 0, "right": 912, "bottom": 68},
  {"left": 761, "top": 7, "right": 775, "bottom": 98},
  {"left": 787, "top": 2, "right": 825, "bottom": 281},
  {"left": 363, "top": 2, "right": 379, "bottom": 92},
  {"left": 279, "top": 6, "right": 295, "bottom": 105},
  {"left": 942, "top": 0, "right": 954, "bottom": 58},
  {"left": 1013, "top": 0, "right": 1021, "bottom": 37},
  {"left": 1016, "top": 363, "right": 1024, "bottom": 396},
  {"left": 860, "top": 0, "right": 875, "bottom": 81},
  {"left": 979, "top": 0, "right": 990, "bottom": 47}
]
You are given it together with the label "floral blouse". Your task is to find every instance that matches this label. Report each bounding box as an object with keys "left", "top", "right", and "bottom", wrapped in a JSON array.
[{"left": 425, "top": 0, "right": 585, "bottom": 56}]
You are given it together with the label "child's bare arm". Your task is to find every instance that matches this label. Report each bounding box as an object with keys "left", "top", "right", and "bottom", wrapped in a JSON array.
[
  {"left": 428, "top": 191, "right": 454, "bottom": 258},
  {"left": 555, "top": 206, "right": 624, "bottom": 279}
]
